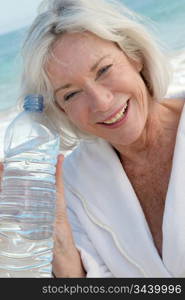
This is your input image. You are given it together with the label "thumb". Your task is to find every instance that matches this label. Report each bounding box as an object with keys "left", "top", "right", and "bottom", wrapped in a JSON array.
[
  {"left": 55, "top": 154, "right": 68, "bottom": 216},
  {"left": 56, "top": 154, "right": 65, "bottom": 195},
  {"left": 0, "top": 162, "right": 3, "bottom": 173}
]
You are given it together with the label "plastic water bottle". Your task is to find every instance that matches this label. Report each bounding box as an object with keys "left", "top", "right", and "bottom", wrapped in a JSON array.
[{"left": 0, "top": 94, "right": 60, "bottom": 278}]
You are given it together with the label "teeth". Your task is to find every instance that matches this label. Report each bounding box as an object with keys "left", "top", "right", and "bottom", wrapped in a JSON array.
[{"left": 103, "top": 102, "right": 128, "bottom": 124}]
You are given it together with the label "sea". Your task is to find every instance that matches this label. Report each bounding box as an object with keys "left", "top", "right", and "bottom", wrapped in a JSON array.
[{"left": 0, "top": 0, "right": 185, "bottom": 158}]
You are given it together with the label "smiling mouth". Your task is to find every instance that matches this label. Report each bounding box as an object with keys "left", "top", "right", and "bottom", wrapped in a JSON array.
[{"left": 98, "top": 99, "right": 129, "bottom": 125}]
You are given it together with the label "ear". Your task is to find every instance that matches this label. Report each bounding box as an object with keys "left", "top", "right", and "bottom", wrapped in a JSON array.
[
  {"left": 59, "top": 107, "right": 65, "bottom": 113},
  {"left": 135, "top": 60, "right": 143, "bottom": 73},
  {"left": 129, "top": 57, "right": 143, "bottom": 73},
  {"left": 55, "top": 100, "right": 65, "bottom": 113}
]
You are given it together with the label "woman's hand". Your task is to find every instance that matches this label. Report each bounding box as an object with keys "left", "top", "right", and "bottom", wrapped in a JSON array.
[
  {"left": 0, "top": 157, "right": 84, "bottom": 277},
  {"left": 52, "top": 154, "right": 86, "bottom": 277}
]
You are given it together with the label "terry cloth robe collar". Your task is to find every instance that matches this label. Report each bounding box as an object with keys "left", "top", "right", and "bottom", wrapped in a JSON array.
[{"left": 64, "top": 103, "right": 185, "bottom": 277}]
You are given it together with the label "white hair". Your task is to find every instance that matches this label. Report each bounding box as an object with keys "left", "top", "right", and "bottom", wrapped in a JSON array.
[{"left": 17, "top": 0, "right": 171, "bottom": 152}]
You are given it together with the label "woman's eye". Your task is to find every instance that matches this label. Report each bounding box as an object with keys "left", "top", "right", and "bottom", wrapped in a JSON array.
[
  {"left": 97, "top": 64, "right": 113, "bottom": 78},
  {"left": 64, "top": 91, "right": 79, "bottom": 101}
]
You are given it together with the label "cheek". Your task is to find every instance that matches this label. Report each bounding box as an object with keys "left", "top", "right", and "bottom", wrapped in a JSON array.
[
  {"left": 109, "top": 70, "right": 137, "bottom": 94},
  {"left": 115, "top": 60, "right": 144, "bottom": 91},
  {"left": 65, "top": 104, "right": 89, "bottom": 128}
]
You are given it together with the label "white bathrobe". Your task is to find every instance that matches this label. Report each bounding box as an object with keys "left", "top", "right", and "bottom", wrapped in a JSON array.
[{"left": 62, "top": 104, "right": 185, "bottom": 278}]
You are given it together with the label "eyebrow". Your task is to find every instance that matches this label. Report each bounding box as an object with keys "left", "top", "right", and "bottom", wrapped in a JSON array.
[{"left": 54, "top": 55, "right": 110, "bottom": 95}]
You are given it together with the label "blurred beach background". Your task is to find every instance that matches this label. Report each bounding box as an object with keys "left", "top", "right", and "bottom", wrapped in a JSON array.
[{"left": 0, "top": 0, "right": 185, "bottom": 159}]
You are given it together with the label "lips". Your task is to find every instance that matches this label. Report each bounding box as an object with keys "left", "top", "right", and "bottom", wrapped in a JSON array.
[
  {"left": 97, "top": 98, "right": 130, "bottom": 129},
  {"left": 97, "top": 99, "right": 129, "bottom": 124}
]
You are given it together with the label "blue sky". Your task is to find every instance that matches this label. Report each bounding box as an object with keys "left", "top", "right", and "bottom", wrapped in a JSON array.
[{"left": 0, "top": 0, "right": 43, "bottom": 34}]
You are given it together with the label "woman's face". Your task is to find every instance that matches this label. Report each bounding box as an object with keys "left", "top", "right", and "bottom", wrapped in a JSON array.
[{"left": 47, "top": 32, "right": 150, "bottom": 146}]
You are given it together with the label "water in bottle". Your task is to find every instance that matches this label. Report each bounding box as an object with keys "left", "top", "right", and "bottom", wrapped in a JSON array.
[{"left": 0, "top": 94, "right": 60, "bottom": 277}]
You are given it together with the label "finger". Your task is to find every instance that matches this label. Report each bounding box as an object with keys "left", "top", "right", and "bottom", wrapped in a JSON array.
[
  {"left": 0, "top": 162, "right": 3, "bottom": 180},
  {"left": 56, "top": 154, "right": 65, "bottom": 195},
  {"left": 55, "top": 154, "right": 67, "bottom": 217},
  {"left": 0, "top": 162, "right": 3, "bottom": 173}
]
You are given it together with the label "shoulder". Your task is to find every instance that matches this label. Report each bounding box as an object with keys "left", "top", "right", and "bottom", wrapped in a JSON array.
[
  {"left": 161, "top": 97, "right": 185, "bottom": 116},
  {"left": 63, "top": 138, "right": 110, "bottom": 167},
  {"left": 62, "top": 138, "right": 104, "bottom": 179},
  {"left": 62, "top": 137, "right": 117, "bottom": 185}
]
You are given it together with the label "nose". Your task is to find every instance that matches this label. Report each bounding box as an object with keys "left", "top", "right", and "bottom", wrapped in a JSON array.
[{"left": 86, "top": 82, "right": 114, "bottom": 113}]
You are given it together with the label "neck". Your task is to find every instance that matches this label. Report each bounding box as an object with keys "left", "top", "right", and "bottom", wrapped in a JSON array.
[{"left": 113, "top": 100, "right": 176, "bottom": 165}]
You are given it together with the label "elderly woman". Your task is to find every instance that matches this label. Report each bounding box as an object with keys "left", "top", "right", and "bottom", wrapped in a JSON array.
[{"left": 2, "top": 0, "right": 185, "bottom": 277}]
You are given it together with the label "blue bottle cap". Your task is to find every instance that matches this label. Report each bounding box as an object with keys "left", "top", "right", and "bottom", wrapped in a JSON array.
[{"left": 23, "top": 94, "right": 44, "bottom": 112}]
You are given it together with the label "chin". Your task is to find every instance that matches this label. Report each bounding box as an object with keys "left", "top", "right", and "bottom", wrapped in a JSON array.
[{"left": 108, "top": 129, "right": 144, "bottom": 146}]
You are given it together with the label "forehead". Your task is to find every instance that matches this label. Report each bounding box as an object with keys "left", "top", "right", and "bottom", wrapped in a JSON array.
[
  {"left": 52, "top": 31, "right": 116, "bottom": 61},
  {"left": 46, "top": 32, "right": 119, "bottom": 83}
]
